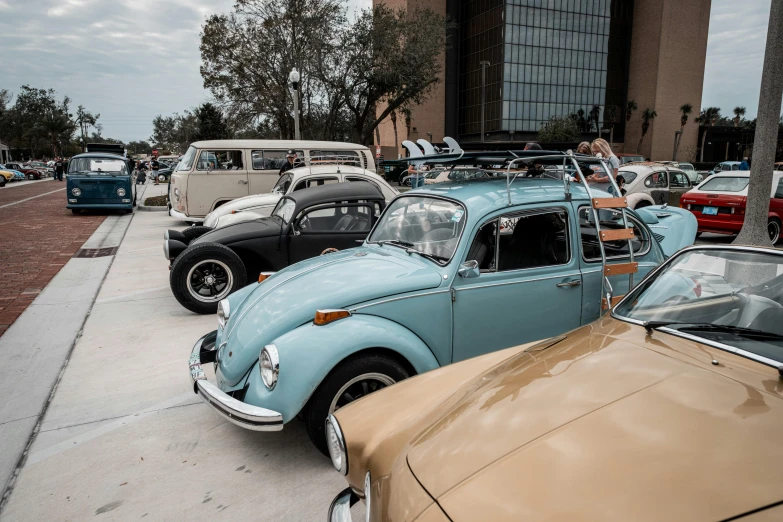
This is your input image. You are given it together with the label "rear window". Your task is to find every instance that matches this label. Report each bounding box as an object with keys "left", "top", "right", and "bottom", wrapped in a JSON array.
[
  {"left": 699, "top": 177, "right": 749, "bottom": 192},
  {"left": 617, "top": 171, "right": 637, "bottom": 184}
]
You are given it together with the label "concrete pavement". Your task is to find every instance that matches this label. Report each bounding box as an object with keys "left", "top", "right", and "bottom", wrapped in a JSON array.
[{"left": 1, "top": 196, "right": 357, "bottom": 521}]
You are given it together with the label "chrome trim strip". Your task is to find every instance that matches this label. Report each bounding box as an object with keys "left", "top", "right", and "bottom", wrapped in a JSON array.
[
  {"left": 349, "top": 289, "right": 450, "bottom": 311},
  {"left": 328, "top": 487, "right": 358, "bottom": 522},
  {"left": 454, "top": 272, "right": 579, "bottom": 291},
  {"left": 189, "top": 334, "right": 283, "bottom": 431},
  {"left": 655, "top": 328, "right": 782, "bottom": 368}
]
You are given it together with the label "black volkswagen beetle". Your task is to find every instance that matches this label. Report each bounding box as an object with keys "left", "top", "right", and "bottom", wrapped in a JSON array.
[{"left": 165, "top": 182, "right": 386, "bottom": 314}]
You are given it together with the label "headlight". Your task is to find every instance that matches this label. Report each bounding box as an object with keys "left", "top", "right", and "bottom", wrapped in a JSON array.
[
  {"left": 117, "top": 188, "right": 126, "bottom": 196},
  {"left": 259, "top": 344, "right": 279, "bottom": 389},
  {"left": 71, "top": 188, "right": 81, "bottom": 196},
  {"left": 364, "top": 471, "right": 371, "bottom": 522},
  {"left": 174, "top": 188, "right": 180, "bottom": 201},
  {"left": 325, "top": 414, "right": 348, "bottom": 475},
  {"left": 217, "top": 299, "right": 230, "bottom": 329}
]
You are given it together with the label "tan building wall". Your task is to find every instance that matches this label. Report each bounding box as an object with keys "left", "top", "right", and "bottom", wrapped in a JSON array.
[
  {"left": 375, "top": 0, "right": 447, "bottom": 160},
  {"left": 625, "top": 0, "right": 711, "bottom": 161}
]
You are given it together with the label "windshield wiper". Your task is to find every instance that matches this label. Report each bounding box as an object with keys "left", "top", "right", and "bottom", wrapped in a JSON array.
[
  {"left": 643, "top": 320, "right": 684, "bottom": 333},
  {"left": 377, "top": 239, "right": 415, "bottom": 249},
  {"left": 404, "top": 247, "right": 448, "bottom": 263},
  {"left": 676, "top": 324, "right": 783, "bottom": 341}
]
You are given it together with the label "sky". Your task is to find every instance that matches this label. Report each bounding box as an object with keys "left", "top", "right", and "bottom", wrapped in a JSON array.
[{"left": 0, "top": 0, "right": 775, "bottom": 143}]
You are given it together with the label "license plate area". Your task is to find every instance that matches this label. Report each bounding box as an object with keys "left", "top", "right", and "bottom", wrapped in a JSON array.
[{"left": 703, "top": 206, "right": 718, "bottom": 215}]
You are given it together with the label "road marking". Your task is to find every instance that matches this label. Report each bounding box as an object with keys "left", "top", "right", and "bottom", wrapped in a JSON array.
[{"left": 0, "top": 188, "right": 65, "bottom": 209}]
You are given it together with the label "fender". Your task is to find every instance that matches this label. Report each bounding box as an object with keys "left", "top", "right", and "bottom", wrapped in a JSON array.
[
  {"left": 627, "top": 192, "right": 655, "bottom": 210},
  {"left": 241, "top": 314, "right": 441, "bottom": 423}
]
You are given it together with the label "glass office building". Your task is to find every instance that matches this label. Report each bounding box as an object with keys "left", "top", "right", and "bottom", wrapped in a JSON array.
[{"left": 455, "top": 0, "right": 634, "bottom": 143}]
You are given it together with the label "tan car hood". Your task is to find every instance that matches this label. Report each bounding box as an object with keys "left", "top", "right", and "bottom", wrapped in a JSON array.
[{"left": 407, "top": 323, "right": 783, "bottom": 521}]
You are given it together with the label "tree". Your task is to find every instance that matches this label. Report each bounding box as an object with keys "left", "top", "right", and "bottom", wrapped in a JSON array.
[
  {"left": 673, "top": 102, "right": 693, "bottom": 160},
  {"left": 625, "top": 99, "right": 637, "bottom": 123},
  {"left": 75, "top": 105, "right": 100, "bottom": 152},
  {"left": 732, "top": 106, "right": 746, "bottom": 127},
  {"left": 636, "top": 108, "right": 657, "bottom": 153},
  {"left": 36, "top": 111, "right": 75, "bottom": 157},
  {"left": 194, "top": 102, "right": 231, "bottom": 141},
  {"left": 696, "top": 106, "right": 721, "bottom": 162},
  {"left": 127, "top": 140, "right": 152, "bottom": 156},
  {"left": 537, "top": 116, "right": 580, "bottom": 143},
  {"left": 734, "top": 0, "right": 783, "bottom": 247}
]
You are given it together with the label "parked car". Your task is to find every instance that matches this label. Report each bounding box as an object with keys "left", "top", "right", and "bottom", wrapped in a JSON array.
[
  {"left": 399, "top": 170, "right": 435, "bottom": 187},
  {"left": 680, "top": 170, "right": 783, "bottom": 242},
  {"left": 775, "top": 162, "right": 783, "bottom": 171},
  {"left": 0, "top": 174, "right": 6, "bottom": 187},
  {"left": 178, "top": 165, "right": 398, "bottom": 237},
  {"left": 0, "top": 166, "right": 26, "bottom": 181},
  {"left": 4, "top": 162, "right": 44, "bottom": 180},
  {"left": 0, "top": 168, "right": 15, "bottom": 183},
  {"left": 616, "top": 163, "right": 693, "bottom": 209},
  {"left": 169, "top": 140, "right": 374, "bottom": 223},
  {"left": 187, "top": 174, "right": 696, "bottom": 455},
  {"left": 709, "top": 160, "right": 742, "bottom": 176},
  {"left": 326, "top": 245, "right": 783, "bottom": 522},
  {"left": 66, "top": 152, "right": 136, "bottom": 214},
  {"left": 168, "top": 182, "right": 386, "bottom": 314},
  {"left": 423, "top": 167, "right": 490, "bottom": 184},
  {"left": 616, "top": 153, "right": 646, "bottom": 164}
]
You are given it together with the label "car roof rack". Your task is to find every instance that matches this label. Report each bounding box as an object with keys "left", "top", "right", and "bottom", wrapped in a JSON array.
[{"left": 400, "top": 149, "right": 637, "bottom": 313}]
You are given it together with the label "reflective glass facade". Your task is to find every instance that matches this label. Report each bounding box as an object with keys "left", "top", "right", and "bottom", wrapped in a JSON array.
[{"left": 455, "top": 0, "right": 634, "bottom": 143}]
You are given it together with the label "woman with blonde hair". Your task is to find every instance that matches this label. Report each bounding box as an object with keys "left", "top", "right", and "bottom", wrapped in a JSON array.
[
  {"left": 576, "top": 141, "right": 591, "bottom": 155},
  {"left": 589, "top": 138, "right": 620, "bottom": 182}
]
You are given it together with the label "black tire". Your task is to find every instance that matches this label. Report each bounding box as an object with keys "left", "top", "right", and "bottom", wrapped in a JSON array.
[
  {"left": 304, "top": 354, "right": 409, "bottom": 456},
  {"left": 182, "top": 226, "right": 213, "bottom": 242},
  {"left": 71, "top": 209, "right": 80, "bottom": 214},
  {"left": 170, "top": 242, "right": 247, "bottom": 314},
  {"left": 769, "top": 218, "right": 781, "bottom": 244}
]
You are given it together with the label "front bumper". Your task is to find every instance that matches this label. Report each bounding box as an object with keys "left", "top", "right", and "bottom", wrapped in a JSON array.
[
  {"left": 328, "top": 488, "right": 359, "bottom": 522},
  {"left": 169, "top": 207, "right": 204, "bottom": 223},
  {"left": 189, "top": 331, "right": 283, "bottom": 431}
]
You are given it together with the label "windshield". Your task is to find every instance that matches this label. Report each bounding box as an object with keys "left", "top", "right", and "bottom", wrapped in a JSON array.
[
  {"left": 271, "top": 198, "right": 296, "bottom": 223},
  {"left": 177, "top": 146, "right": 197, "bottom": 171},
  {"left": 699, "top": 176, "right": 749, "bottom": 192},
  {"left": 368, "top": 196, "right": 466, "bottom": 264},
  {"left": 272, "top": 173, "right": 292, "bottom": 194},
  {"left": 615, "top": 248, "right": 783, "bottom": 366},
  {"left": 68, "top": 158, "right": 127, "bottom": 175}
]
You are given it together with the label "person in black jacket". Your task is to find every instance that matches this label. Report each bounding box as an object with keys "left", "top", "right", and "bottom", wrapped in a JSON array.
[
  {"left": 54, "top": 157, "right": 65, "bottom": 181},
  {"left": 278, "top": 150, "right": 297, "bottom": 175}
]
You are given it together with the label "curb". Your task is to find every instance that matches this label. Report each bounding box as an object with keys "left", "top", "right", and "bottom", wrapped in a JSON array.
[{"left": 137, "top": 204, "right": 167, "bottom": 212}]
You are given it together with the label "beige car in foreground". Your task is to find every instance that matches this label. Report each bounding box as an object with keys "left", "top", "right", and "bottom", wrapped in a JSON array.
[{"left": 327, "top": 245, "right": 783, "bottom": 522}]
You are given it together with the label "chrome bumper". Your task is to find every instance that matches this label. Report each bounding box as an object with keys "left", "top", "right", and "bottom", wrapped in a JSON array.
[
  {"left": 328, "top": 488, "right": 359, "bottom": 522},
  {"left": 169, "top": 207, "right": 204, "bottom": 223},
  {"left": 189, "top": 332, "right": 283, "bottom": 431}
]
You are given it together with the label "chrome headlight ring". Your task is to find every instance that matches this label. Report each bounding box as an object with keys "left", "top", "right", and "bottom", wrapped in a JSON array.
[
  {"left": 217, "top": 299, "right": 230, "bottom": 329},
  {"left": 117, "top": 188, "right": 126, "bottom": 196},
  {"left": 259, "top": 344, "right": 279, "bottom": 389},
  {"left": 71, "top": 187, "right": 81, "bottom": 196},
  {"left": 325, "top": 414, "right": 348, "bottom": 475},
  {"left": 364, "top": 471, "right": 371, "bottom": 522}
]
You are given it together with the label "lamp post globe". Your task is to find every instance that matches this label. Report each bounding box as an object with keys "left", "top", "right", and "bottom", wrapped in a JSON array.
[
  {"left": 289, "top": 68, "right": 300, "bottom": 90},
  {"left": 288, "top": 67, "right": 302, "bottom": 140}
]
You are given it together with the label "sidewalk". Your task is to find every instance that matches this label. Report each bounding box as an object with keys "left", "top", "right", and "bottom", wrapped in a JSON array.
[{"left": 1, "top": 209, "right": 345, "bottom": 520}]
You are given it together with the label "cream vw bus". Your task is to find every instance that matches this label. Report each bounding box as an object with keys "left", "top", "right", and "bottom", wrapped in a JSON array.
[{"left": 169, "top": 140, "right": 374, "bottom": 222}]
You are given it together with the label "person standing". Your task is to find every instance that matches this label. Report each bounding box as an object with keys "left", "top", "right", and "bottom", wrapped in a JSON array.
[
  {"left": 54, "top": 157, "right": 64, "bottom": 181},
  {"left": 739, "top": 157, "right": 750, "bottom": 171},
  {"left": 588, "top": 138, "right": 619, "bottom": 182},
  {"left": 151, "top": 156, "right": 160, "bottom": 185},
  {"left": 278, "top": 150, "right": 297, "bottom": 176}
]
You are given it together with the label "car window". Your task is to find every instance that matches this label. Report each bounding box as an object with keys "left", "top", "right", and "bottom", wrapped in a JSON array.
[
  {"left": 579, "top": 207, "right": 649, "bottom": 261},
  {"left": 196, "top": 150, "right": 243, "bottom": 171},
  {"left": 297, "top": 204, "right": 374, "bottom": 233},
  {"left": 252, "top": 150, "right": 304, "bottom": 170},
  {"left": 670, "top": 172, "right": 689, "bottom": 188},
  {"left": 644, "top": 171, "right": 668, "bottom": 188},
  {"left": 345, "top": 177, "right": 385, "bottom": 197},
  {"left": 271, "top": 198, "right": 296, "bottom": 223},
  {"left": 272, "top": 173, "right": 293, "bottom": 194},
  {"left": 292, "top": 176, "right": 339, "bottom": 192},
  {"left": 774, "top": 179, "right": 783, "bottom": 199},
  {"left": 699, "top": 176, "right": 749, "bottom": 192},
  {"left": 617, "top": 170, "right": 637, "bottom": 184},
  {"left": 731, "top": 164, "right": 740, "bottom": 171}
]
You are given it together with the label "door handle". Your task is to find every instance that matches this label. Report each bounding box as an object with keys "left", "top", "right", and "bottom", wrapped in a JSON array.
[
  {"left": 556, "top": 280, "right": 581, "bottom": 288},
  {"left": 238, "top": 180, "right": 248, "bottom": 184}
]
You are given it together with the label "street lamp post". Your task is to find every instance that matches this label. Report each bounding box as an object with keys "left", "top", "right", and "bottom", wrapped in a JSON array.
[
  {"left": 479, "top": 60, "right": 490, "bottom": 143},
  {"left": 288, "top": 68, "right": 301, "bottom": 141}
]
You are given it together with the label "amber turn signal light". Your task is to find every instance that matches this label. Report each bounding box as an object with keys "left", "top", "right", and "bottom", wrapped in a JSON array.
[
  {"left": 314, "top": 309, "right": 351, "bottom": 326},
  {"left": 258, "top": 272, "right": 275, "bottom": 283}
]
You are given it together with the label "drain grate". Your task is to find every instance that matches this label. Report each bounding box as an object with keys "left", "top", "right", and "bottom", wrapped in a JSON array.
[{"left": 73, "top": 247, "right": 119, "bottom": 258}]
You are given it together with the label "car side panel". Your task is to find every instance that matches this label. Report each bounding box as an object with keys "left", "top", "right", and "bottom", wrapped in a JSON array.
[{"left": 239, "top": 314, "right": 441, "bottom": 422}]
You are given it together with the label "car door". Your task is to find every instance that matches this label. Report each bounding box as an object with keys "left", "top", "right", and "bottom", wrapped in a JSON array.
[
  {"left": 287, "top": 202, "right": 376, "bottom": 263},
  {"left": 188, "top": 149, "right": 248, "bottom": 216},
  {"left": 451, "top": 205, "right": 582, "bottom": 363},
  {"left": 643, "top": 170, "right": 669, "bottom": 204},
  {"left": 668, "top": 170, "right": 691, "bottom": 206}
]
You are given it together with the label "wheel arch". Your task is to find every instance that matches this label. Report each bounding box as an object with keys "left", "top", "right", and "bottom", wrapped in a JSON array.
[{"left": 627, "top": 192, "right": 655, "bottom": 209}]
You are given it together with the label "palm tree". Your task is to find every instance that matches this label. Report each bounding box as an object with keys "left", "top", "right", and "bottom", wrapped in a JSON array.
[
  {"left": 589, "top": 105, "right": 601, "bottom": 132},
  {"left": 576, "top": 108, "right": 586, "bottom": 132},
  {"left": 625, "top": 99, "right": 637, "bottom": 123},
  {"left": 606, "top": 104, "right": 618, "bottom": 146},
  {"left": 733, "top": 106, "right": 746, "bottom": 127},
  {"left": 673, "top": 103, "right": 693, "bottom": 160},
  {"left": 636, "top": 108, "right": 657, "bottom": 153},
  {"left": 696, "top": 107, "right": 721, "bottom": 162},
  {"left": 36, "top": 111, "right": 75, "bottom": 157}
]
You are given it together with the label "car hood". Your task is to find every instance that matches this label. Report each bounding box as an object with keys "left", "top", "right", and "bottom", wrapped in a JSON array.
[
  {"left": 213, "top": 210, "right": 269, "bottom": 229},
  {"left": 190, "top": 217, "right": 279, "bottom": 246},
  {"left": 218, "top": 246, "right": 444, "bottom": 385},
  {"left": 203, "top": 193, "right": 282, "bottom": 227},
  {"left": 407, "top": 321, "right": 783, "bottom": 520}
]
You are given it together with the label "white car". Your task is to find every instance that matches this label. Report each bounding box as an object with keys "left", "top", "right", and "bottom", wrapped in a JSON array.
[
  {"left": 616, "top": 163, "right": 694, "bottom": 209},
  {"left": 201, "top": 165, "right": 398, "bottom": 229}
]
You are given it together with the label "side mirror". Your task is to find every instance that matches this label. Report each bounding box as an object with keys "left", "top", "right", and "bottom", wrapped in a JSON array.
[{"left": 458, "top": 260, "right": 480, "bottom": 278}]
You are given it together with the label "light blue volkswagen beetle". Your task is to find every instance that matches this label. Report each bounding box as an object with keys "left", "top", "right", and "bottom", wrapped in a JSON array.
[{"left": 189, "top": 163, "right": 697, "bottom": 454}]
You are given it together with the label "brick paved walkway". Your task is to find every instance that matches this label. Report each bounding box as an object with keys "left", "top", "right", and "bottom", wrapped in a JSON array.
[{"left": 0, "top": 181, "right": 107, "bottom": 336}]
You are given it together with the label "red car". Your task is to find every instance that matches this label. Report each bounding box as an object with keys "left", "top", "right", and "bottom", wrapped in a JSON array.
[
  {"left": 680, "top": 171, "right": 783, "bottom": 243},
  {"left": 4, "top": 162, "right": 44, "bottom": 180}
]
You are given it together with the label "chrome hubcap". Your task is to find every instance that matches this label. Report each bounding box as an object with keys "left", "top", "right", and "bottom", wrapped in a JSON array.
[
  {"left": 328, "top": 373, "right": 396, "bottom": 414},
  {"left": 769, "top": 221, "right": 780, "bottom": 242},
  {"left": 186, "top": 260, "right": 233, "bottom": 303}
]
